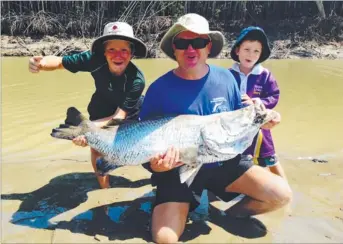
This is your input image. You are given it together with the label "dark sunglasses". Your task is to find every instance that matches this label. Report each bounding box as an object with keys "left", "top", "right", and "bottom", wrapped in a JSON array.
[{"left": 173, "top": 38, "right": 210, "bottom": 50}]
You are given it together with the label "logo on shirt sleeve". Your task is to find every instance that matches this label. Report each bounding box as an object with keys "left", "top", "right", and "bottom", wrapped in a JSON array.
[{"left": 210, "top": 97, "right": 229, "bottom": 113}]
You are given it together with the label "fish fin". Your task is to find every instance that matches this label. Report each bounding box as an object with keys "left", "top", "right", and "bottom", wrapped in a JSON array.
[
  {"left": 179, "top": 147, "right": 198, "bottom": 163},
  {"left": 102, "top": 118, "right": 137, "bottom": 129},
  {"left": 96, "top": 157, "right": 121, "bottom": 176},
  {"left": 50, "top": 107, "right": 94, "bottom": 140},
  {"left": 64, "top": 107, "right": 88, "bottom": 126},
  {"left": 179, "top": 163, "right": 203, "bottom": 187}
]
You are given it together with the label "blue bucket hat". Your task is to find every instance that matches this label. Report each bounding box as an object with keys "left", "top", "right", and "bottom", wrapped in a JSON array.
[{"left": 230, "top": 26, "right": 271, "bottom": 64}]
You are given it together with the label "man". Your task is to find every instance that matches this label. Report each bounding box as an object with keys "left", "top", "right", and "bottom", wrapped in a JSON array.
[
  {"left": 139, "top": 13, "right": 292, "bottom": 243},
  {"left": 29, "top": 22, "right": 147, "bottom": 192}
]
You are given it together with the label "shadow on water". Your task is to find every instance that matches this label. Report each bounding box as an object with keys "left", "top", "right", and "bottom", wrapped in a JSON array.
[{"left": 1, "top": 172, "right": 267, "bottom": 242}]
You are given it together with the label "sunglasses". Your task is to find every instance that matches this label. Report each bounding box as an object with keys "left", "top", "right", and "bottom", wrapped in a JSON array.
[{"left": 173, "top": 38, "right": 210, "bottom": 50}]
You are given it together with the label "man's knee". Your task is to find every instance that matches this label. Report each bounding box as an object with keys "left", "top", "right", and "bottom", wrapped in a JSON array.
[
  {"left": 269, "top": 180, "right": 292, "bottom": 207},
  {"left": 151, "top": 202, "right": 188, "bottom": 243},
  {"left": 153, "top": 227, "right": 179, "bottom": 244}
]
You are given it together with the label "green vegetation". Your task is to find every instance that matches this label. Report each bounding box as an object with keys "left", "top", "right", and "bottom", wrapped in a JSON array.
[{"left": 2, "top": 1, "right": 342, "bottom": 40}]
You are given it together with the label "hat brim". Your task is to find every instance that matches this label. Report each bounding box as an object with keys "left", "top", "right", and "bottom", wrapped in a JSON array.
[
  {"left": 160, "top": 23, "right": 225, "bottom": 60},
  {"left": 91, "top": 34, "right": 147, "bottom": 58},
  {"left": 230, "top": 30, "right": 271, "bottom": 64}
]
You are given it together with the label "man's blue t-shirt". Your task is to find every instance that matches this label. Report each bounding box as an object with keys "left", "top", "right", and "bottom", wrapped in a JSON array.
[
  {"left": 139, "top": 65, "right": 241, "bottom": 170},
  {"left": 139, "top": 65, "right": 241, "bottom": 120}
]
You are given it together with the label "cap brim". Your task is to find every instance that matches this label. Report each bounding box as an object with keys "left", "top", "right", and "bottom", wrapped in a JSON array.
[
  {"left": 91, "top": 35, "right": 147, "bottom": 58},
  {"left": 159, "top": 24, "right": 225, "bottom": 60}
]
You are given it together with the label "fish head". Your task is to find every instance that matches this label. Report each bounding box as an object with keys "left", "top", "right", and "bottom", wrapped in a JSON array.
[
  {"left": 252, "top": 98, "right": 278, "bottom": 125},
  {"left": 217, "top": 105, "right": 255, "bottom": 135}
]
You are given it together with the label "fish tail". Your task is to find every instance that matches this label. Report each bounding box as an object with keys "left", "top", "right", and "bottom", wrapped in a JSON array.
[
  {"left": 96, "top": 157, "right": 122, "bottom": 176},
  {"left": 64, "top": 106, "right": 88, "bottom": 126},
  {"left": 50, "top": 107, "right": 94, "bottom": 140}
]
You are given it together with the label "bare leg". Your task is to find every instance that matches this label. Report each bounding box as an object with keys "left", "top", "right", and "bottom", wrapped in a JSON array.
[
  {"left": 225, "top": 165, "right": 292, "bottom": 217},
  {"left": 152, "top": 202, "right": 189, "bottom": 243},
  {"left": 90, "top": 148, "right": 110, "bottom": 189},
  {"left": 269, "top": 163, "right": 288, "bottom": 181}
]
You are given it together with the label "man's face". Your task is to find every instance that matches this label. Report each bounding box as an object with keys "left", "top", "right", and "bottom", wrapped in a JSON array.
[
  {"left": 235, "top": 40, "right": 262, "bottom": 70},
  {"left": 104, "top": 40, "right": 132, "bottom": 75},
  {"left": 173, "top": 31, "right": 212, "bottom": 70}
]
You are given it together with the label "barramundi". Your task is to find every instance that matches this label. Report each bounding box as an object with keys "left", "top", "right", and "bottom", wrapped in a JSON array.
[{"left": 51, "top": 99, "right": 278, "bottom": 186}]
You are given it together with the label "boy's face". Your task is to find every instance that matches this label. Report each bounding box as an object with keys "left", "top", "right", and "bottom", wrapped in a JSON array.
[
  {"left": 104, "top": 40, "right": 132, "bottom": 76},
  {"left": 235, "top": 40, "right": 262, "bottom": 70}
]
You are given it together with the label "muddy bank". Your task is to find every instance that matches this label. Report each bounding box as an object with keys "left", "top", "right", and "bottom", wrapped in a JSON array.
[{"left": 1, "top": 34, "right": 343, "bottom": 59}]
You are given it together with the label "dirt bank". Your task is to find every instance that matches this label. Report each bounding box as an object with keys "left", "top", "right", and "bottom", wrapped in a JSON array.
[{"left": 1, "top": 34, "right": 343, "bottom": 59}]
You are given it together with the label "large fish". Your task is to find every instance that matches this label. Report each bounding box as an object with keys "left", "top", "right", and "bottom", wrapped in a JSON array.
[{"left": 51, "top": 99, "right": 278, "bottom": 186}]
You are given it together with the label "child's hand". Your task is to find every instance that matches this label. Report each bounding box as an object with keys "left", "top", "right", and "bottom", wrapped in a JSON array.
[
  {"left": 241, "top": 94, "right": 254, "bottom": 106},
  {"left": 262, "top": 111, "right": 281, "bottom": 130}
]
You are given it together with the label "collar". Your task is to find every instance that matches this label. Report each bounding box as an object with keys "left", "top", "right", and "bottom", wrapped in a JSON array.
[{"left": 232, "top": 63, "right": 264, "bottom": 76}]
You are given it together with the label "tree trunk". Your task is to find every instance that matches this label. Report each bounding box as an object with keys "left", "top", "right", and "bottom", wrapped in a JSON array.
[{"left": 315, "top": 0, "right": 326, "bottom": 18}]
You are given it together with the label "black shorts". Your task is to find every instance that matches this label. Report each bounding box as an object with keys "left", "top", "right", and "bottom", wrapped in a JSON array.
[
  {"left": 88, "top": 95, "right": 144, "bottom": 121},
  {"left": 151, "top": 155, "right": 253, "bottom": 212}
]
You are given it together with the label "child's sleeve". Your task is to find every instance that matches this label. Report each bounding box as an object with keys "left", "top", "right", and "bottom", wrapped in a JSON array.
[{"left": 261, "top": 72, "right": 280, "bottom": 109}]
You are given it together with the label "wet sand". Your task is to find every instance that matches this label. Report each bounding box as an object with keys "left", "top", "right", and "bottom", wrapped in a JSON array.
[{"left": 2, "top": 156, "right": 343, "bottom": 243}]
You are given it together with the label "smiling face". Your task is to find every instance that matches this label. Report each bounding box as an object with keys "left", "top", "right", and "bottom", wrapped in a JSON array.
[
  {"left": 172, "top": 31, "right": 212, "bottom": 71},
  {"left": 235, "top": 40, "right": 262, "bottom": 71},
  {"left": 104, "top": 40, "right": 132, "bottom": 76}
]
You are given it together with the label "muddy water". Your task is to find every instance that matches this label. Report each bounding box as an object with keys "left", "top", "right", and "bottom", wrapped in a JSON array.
[
  {"left": 2, "top": 57, "right": 343, "bottom": 243},
  {"left": 2, "top": 58, "right": 343, "bottom": 163}
]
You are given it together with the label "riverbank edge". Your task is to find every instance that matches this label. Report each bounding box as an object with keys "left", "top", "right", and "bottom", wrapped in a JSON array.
[{"left": 1, "top": 35, "right": 343, "bottom": 59}]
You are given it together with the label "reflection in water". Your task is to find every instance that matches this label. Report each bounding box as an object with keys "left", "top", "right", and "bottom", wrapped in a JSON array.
[
  {"left": 73, "top": 210, "right": 93, "bottom": 221},
  {"left": 108, "top": 206, "right": 130, "bottom": 223},
  {"left": 11, "top": 207, "right": 66, "bottom": 229},
  {"left": 139, "top": 202, "right": 152, "bottom": 214}
]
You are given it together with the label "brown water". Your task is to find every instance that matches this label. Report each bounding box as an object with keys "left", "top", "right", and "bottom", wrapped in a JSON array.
[
  {"left": 2, "top": 58, "right": 343, "bottom": 164},
  {"left": 2, "top": 58, "right": 343, "bottom": 244}
]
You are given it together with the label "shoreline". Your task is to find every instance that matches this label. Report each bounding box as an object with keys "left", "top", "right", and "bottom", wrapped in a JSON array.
[{"left": 1, "top": 35, "right": 343, "bottom": 59}]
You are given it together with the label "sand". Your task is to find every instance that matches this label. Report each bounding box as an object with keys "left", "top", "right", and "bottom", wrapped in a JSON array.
[{"left": 2, "top": 155, "right": 343, "bottom": 243}]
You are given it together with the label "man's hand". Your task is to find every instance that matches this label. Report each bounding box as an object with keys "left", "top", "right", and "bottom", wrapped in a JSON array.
[
  {"left": 262, "top": 111, "right": 281, "bottom": 130},
  {"left": 150, "top": 147, "right": 184, "bottom": 172},
  {"left": 72, "top": 135, "right": 88, "bottom": 147}
]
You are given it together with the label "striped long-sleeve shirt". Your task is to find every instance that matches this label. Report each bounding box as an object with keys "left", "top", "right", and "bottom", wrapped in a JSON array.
[{"left": 62, "top": 50, "right": 145, "bottom": 120}]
